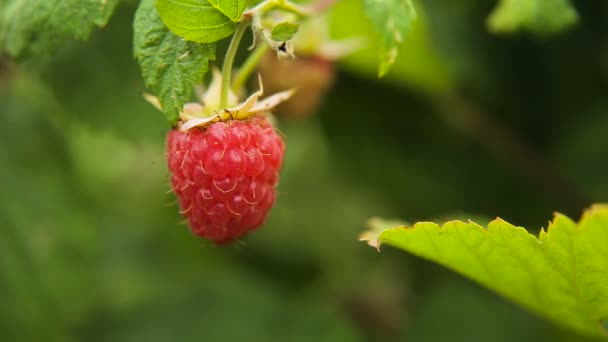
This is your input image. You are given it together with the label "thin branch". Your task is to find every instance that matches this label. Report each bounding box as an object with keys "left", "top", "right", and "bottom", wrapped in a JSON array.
[
  {"left": 434, "top": 92, "right": 589, "bottom": 213},
  {"left": 221, "top": 18, "right": 251, "bottom": 108}
]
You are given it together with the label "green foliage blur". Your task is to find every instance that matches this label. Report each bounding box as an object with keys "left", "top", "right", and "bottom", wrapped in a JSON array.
[{"left": 1, "top": 0, "right": 607, "bottom": 341}]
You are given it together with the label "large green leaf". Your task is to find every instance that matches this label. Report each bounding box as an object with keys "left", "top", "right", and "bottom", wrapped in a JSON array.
[
  {"left": 0, "top": 0, "right": 119, "bottom": 58},
  {"left": 360, "top": 0, "right": 417, "bottom": 77},
  {"left": 361, "top": 205, "right": 608, "bottom": 338},
  {"left": 156, "top": 0, "right": 248, "bottom": 43},
  {"left": 134, "top": 0, "right": 216, "bottom": 124},
  {"left": 487, "top": 0, "right": 578, "bottom": 35}
]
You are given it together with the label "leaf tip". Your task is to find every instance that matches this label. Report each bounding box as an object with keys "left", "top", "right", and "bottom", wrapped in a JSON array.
[
  {"left": 360, "top": 217, "right": 385, "bottom": 251},
  {"left": 491, "top": 217, "right": 506, "bottom": 224},
  {"left": 358, "top": 231, "right": 382, "bottom": 251},
  {"left": 582, "top": 203, "right": 608, "bottom": 217},
  {"left": 551, "top": 212, "right": 573, "bottom": 224},
  {"left": 361, "top": 217, "right": 409, "bottom": 251},
  {"left": 143, "top": 93, "right": 162, "bottom": 111}
]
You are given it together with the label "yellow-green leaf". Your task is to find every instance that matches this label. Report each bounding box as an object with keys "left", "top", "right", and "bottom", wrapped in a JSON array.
[
  {"left": 0, "top": 0, "right": 119, "bottom": 58},
  {"left": 361, "top": 205, "right": 608, "bottom": 338},
  {"left": 487, "top": 0, "right": 578, "bottom": 35},
  {"left": 156, "top": 0, "right": 248, "bottom": 43},
  {"left": 135, "top": 0, "right": 216, "bottom": 123},
  {"left": 271, "top": 22, "right": 299, "bottom": 42}
]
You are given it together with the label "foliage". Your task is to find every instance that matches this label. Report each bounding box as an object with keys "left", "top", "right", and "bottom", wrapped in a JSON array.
[
  {"left": 134, "top": 0, "right": 216, "bottom": 123},
  {"left": 155, "top": 0, "right": 247, "bottom": 43},
  {"left": 487, "top": 0, "right": 579, "bottom": 35},
  {"left": 0, "top": 0, "right": 118, "bottom": 58},
  {"left": 271, "top": 22, "right": 300, "bottom": 41},
  {"left": 362, "top": 206, "right": 608, "bottom": 338},
  {"left": 0, "top": 0, "right": 606, "bottom": 341},
  {"left": 361, "top": 0, "right": 416, "bottom": 76},
  {"left": 138, "top": 0, "right": 422, "bottom": 118}
]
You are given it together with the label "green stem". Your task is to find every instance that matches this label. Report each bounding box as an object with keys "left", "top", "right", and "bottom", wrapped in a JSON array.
[
  {"left": 279, "top": 1, "right": 313, "bottom": 17},
  {"left": 221, "top": 20, "right": 251, "bottom": 108},
  {"left": 231, "top": 43, "right": 270, "bottom": 93},
  {"left": 220, "top": 0, "right": 319, "bottom": 106},
  {"left": 249, "top": 0, "right": 312, "bottom": 17},
  {"left": 249, "top": 0, "right": 276, "bottom": 14}
]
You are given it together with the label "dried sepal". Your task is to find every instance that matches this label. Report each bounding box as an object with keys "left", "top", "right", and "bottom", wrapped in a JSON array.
[{"left": 145, "top": 72, "right": 295, "bottom": 132}]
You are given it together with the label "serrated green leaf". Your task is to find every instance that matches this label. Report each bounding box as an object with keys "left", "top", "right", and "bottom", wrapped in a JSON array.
[
  {"left": 0, "top": 0, "right": 119, "bottom": 58},
  {"left": 487, "top": 0, "right": 578, "bottom": 35},
  {"left": 134, "top": 0, "right": 216, "bottom": 124},
  {"left": 362, "top": 205, "right": 608, "bottom": 338},
  {"left": 271, "top": 22, "right": 299, "bottom": 42},
  {"left": 156, "top": 0, "right": 248, "bottom": 43},
  {"left": 361, "top": 0, "right": 416, "bottom": 77},
  {"left": 208, "top": 0, "right": 247, "bottom": 20}
]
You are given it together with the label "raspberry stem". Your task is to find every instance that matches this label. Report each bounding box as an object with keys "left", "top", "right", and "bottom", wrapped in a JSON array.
[
  {"left": 278, "top": 1, "right": 314, "bottom": 17},
  {"left": 249, "top": 0, "right": 313, "bottom": 18},
  {"left": 220, "top": 18, "right": 251, "bottom": 108}
]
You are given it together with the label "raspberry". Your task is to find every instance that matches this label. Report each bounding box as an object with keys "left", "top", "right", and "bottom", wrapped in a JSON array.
[{"left": 167, "top": 116, "right": 285, "bottom": 244}]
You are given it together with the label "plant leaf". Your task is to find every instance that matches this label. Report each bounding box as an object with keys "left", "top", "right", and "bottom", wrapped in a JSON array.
[
  {"left": 360, "top": 0, "right": 416, "bottom": 77},
  {"left": 0, "top": 0, "right": 119, "bottom": 58},
  {"left": 361, "top": 205, "right": 608, "bottom": 338},
  {"left": 134, "top": 0, "right": 216, "bottom": 124},
  {"left": 156, "top": 0, "right": 248, "bottom": 43},
  {"left": 271, "top": 22, "right": 299, "bottom": 42},
  {"left": 487, "top": 0, "right": 579, "bottom": 35}
]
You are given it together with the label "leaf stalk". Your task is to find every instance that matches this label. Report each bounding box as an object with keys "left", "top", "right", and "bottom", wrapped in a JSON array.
[{"left": 220, "top": 18, "right": 251, "bottom": 108}]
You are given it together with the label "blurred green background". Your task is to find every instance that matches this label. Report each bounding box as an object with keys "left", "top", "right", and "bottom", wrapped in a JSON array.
[{"left": 1, "top": 0, "right": 607, "bottom": 341}]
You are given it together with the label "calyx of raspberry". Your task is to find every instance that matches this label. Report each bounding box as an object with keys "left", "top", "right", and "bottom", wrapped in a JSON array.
[{"left": 145, "top": 68, "right": 295, "bottom": 131}]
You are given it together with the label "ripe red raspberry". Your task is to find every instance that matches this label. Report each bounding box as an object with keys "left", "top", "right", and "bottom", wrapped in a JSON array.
[{"left": 167, "top": 116, "right": 285, "bottom": 244}]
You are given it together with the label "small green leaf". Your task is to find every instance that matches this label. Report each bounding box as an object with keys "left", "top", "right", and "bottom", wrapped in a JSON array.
[
  {"left": 271, "top": 22, "right": 300, "bottom": 42},
  {"left": 0, "top": 0, "right": 119, "bottom": 58},
  {"left": 134, "top": 0, "right": 216, "bottom": 124},
  {"left": 487, "top": 0, "right": 579, "bottom": 35},
  {"left": 361, "top": 205, "right": 608, "bottom": 338},
  {"left": 156, "top": 0, "right": 248, "bottom": 43},
  {"left": 361, "top": 0, "right": 416, "bottom": 77}
]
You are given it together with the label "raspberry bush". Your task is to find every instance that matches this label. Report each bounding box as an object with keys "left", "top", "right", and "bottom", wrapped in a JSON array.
[
  {"left": 132, "top": 0, "right": 371, "bottom": 243},
  {"left": 2, "top": 0, "right": 607, "bottom": 341}
]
